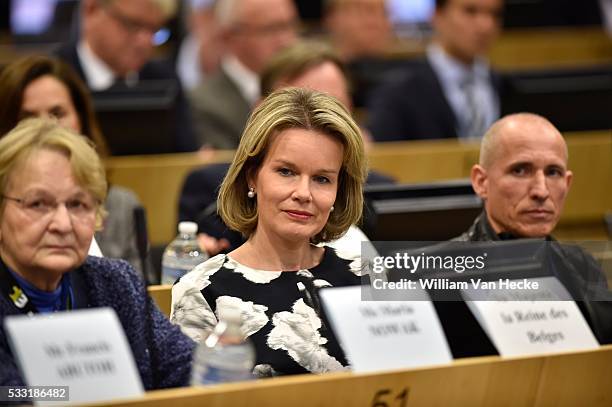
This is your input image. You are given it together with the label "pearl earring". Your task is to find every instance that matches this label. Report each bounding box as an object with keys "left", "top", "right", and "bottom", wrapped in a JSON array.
[
  {"left": 247, "top": 187, "right": 255, "bottom": 198},
  {"left": 330, "top": 206, "right": 335, "bottom": 212}
]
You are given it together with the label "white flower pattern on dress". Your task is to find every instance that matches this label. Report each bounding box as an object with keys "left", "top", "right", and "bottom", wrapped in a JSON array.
[
  {"left": 267, "top": 299, "right": 345, "bottom": 373},
  {"left": 170, "top": 254, "right": 227, "bottom": 342},
  {"left": 324, "top": 225, "right": 372, "bottom": 276},
  {"left": 216, "top": 296, "right": 269, "bottom": 337},
  {"left": 224, "top": 256, "right": 282, "bottom": 283},
  {"left": 170, "top": 248, "right": 359, "bottom": 374},
  {"left": 333, "top": 245, "right": 363, "bottom": 276}
]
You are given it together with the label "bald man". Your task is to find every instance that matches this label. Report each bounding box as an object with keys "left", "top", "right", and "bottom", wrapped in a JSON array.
[
  {"left": 465, "top": 112, "right": 573, "bottom": 239},
  {"left": 454, "top": 113, "right": 612, "bottom": 345}
]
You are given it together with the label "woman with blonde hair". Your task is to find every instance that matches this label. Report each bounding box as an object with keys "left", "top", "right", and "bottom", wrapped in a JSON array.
[{"left": 172, "top": 88, "right": 367, "bottom": 376}]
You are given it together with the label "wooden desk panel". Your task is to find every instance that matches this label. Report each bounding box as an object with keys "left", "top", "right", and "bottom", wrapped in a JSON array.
[
  {"left": 535, "top": 346, "right": 612, "bottom": 406},
  {"left": 147, "top": 285, "right": 172, "bottom": 317},
  {"left": 489, "top": 27, "right": 612, "bottom": 70},
  {"left": 386, "top": 27, "right": 612, "bottom": 70},
  {"left": 86, "top": 345, "right": 612, "bottom": 407},
  {"left": 105, "top": 151, "right": 235, "bottom": 245}
]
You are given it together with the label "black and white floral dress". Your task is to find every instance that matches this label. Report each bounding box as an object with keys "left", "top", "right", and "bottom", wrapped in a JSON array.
[{"left": 170, "top": 246, "right": 363, "bottom": 376}]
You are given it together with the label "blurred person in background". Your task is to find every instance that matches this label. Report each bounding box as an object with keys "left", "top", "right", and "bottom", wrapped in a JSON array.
[
  {"left": 0, "top": 56, "right": 150, "bottom": 281},
  {"left": 189, "top": 0, "right": 299, "bottom": 149},
  {"left": 55, "top": 0, "right": 197, "bottom": 152},
  {"left": 259, "top": 40, "right": 353, "bottom": 110},
  {"left": 368, "top": 0, "right": 503, "bottom": 141},
  {"left": 323, "top": 0, "right": 394, "bottom": 62},
  {"left": 323, "top": 0, "right": 396, "bottom": 108},
  {"left": 176, "top": 0, "right": 223, "bottom": 91}
]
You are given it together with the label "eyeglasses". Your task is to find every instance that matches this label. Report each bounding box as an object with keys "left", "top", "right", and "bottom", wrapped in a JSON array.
[
  {"left": 2, "top": 193, "right": 98, "bottom": 222},
  {"left": 234, "top": 20, "right": 299, "bottom": 37},
  {"left": 103, "top": 5, "right": 167, "bottom": 39}
]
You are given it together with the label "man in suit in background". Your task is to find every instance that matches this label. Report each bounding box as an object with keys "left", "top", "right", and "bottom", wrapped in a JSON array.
[
  {"left": 368, "top": 0, "right": 503, "bottom": 142},
  {"left": 189, "top": 0, "right": 299, "bottom": 149},
  {"left": 322, "top": 0, "right": 397, "bottom": 108},
  {"left": 323, "top": 0, "right": 393, "bottom": 63},
  {"left": 55, "top": 0, "right": 197, "bottom": 152},
  {"left": 176, "top": 0, "right": 223, "bottom": 91}
]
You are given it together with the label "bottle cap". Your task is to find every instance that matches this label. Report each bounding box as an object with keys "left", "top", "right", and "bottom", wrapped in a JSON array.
[{"left": 178, "top": 221, "right": 198, "bottom": 235}]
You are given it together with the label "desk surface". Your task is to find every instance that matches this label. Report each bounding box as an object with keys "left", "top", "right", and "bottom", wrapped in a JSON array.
[{"left": 86, "top": 344, "right": 612, "bottom": 407}]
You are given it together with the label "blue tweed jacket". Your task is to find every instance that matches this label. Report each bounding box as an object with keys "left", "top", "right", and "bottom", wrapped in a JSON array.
[{"left": 0, "top": 256, "right": 194, "bottom": 389}]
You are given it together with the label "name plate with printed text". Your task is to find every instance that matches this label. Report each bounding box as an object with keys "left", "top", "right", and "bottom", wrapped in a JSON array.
[
  {"left": 4, "top": 308, "right": 144, "bottom": 405},
  {"left": 463, "top": 277, "right": 599, "bottom": 357},
  {"left": 320, "top": 286, "right": 452, "bottom": 372}
]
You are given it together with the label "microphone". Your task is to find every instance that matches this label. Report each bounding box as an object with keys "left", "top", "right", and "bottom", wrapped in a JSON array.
[
  {"left": 133, "top": 206, "right": 160, "bottom": 388},
  {"left": 133, "top": 206, "right": 151, "bottom": 285},
  {"left": 296, "top": 274, "right": 332, "bottom": 335}
]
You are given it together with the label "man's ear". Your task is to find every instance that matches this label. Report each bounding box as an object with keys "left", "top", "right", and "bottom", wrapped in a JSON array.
[
  {"left": 471, "top": 164, "right": 488, "bottom": 199},
  {"left": 565, "top": 169, "right": 573, "bottom": 192},
  {"left": 431, "top": 4, "right": 444, "bottom": 32},
  {"left": 322, "top": 6, "right": 337, "bottom": 30}
]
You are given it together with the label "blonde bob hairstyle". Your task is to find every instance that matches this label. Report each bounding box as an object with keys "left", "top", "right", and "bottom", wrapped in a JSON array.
[
  {"left": 0, "top": 119, "right": 108, "bottom": 229},
  {"left": 218, "top": 87, "right": 367, "bottom": 244}
]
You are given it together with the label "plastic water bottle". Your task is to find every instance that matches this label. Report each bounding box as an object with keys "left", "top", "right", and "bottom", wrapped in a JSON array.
[
  {"left": 191, "top": 306, "right": 256, "bottom": 385},
  {"left": 161, "top": 221, "right": 208, "bottom": 285}
]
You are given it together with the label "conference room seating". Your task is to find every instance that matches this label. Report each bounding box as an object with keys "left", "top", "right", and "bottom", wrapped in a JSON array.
[{"left": 105, "top": 130, "right": 611, "bottom": 247}]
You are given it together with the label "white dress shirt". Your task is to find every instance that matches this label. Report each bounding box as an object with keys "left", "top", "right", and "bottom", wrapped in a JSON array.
[
  {"left": 221, "top": 54, "right": 260, "bottom": 107},
  {"left": 77, "top": 41, "right": 138, "bottom": 90},
  {"left": 427, "top": 43, "right": 499, "bottom": 139},
  {"left": 176, "top": 34, "right": 203, "bottom": 91}
]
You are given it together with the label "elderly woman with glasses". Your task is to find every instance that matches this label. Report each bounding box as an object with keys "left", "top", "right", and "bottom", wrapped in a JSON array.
[{"left": 0, "top": 119, "right": 193, "bottom": 387}]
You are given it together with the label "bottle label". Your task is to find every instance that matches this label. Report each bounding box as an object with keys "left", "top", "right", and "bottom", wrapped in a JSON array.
[
  {"left": 197, "top": 366, "right": 253, "bottom": 385},
  {"left": 160, "top": 267, "right": 190, "bottom": 285}
]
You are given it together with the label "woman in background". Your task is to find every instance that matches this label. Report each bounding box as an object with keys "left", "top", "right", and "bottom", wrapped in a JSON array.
[
  {"left": 0, "top": 56, "right": 148, "bottom": 280},
  {"left": 171, "top": 88, "right": 367, "bottom": 376},
  {"left": 0, "top": 119, "right": 193, "bottom": 387}
]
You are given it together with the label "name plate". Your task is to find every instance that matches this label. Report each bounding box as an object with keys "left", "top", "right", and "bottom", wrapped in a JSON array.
[
  {"left": 462, "top": 277, "right": 599, "bottom": 357},
  {"left": 4, "top": 308, "right": 144, "bottom": 404},
  {"left": 320, "top": 286, "right": 452, "bottom": 372}
]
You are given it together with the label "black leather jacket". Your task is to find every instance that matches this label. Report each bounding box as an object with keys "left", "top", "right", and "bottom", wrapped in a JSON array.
[{"left": 456, "top": 211, "right": 612, "bottom": 344}]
